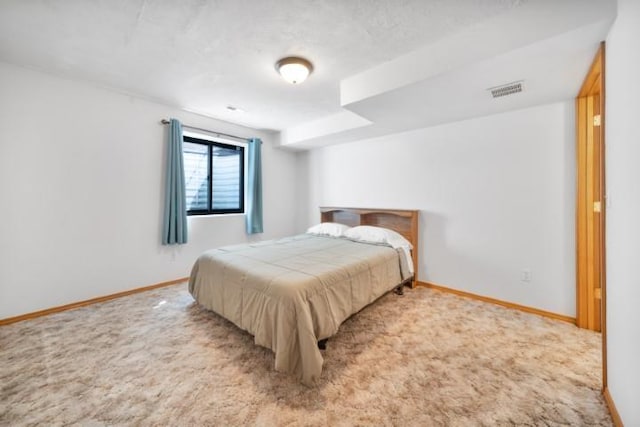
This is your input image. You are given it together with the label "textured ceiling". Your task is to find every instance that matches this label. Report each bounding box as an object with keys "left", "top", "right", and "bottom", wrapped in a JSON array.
[
  {"left": 0, "top": 0, "right": 524, "bottom": 131},
  {"left": 283, "top": 0, "right": 616, "bottom": 148},
  {"left": 0, "top": 0, "right": 616, "bottom": 149}
]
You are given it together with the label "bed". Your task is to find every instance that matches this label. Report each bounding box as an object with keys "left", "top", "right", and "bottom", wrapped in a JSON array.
[{"left": 188, "top": 207, "right": 419, "bottom": 385}]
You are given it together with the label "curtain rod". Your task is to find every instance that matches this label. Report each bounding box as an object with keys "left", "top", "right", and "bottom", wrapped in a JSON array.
[{"left": 160, "top": 119, "right": 250, "bottom": 142}]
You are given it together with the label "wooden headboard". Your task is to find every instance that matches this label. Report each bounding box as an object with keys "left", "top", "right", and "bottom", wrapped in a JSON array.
[{"left": 320, "top": 207, "right": 419, "bottom": 284}]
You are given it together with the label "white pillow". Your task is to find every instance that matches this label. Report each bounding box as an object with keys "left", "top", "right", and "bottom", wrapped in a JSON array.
[
  {"left": 306, "top": 222, "right": 351, "bottom": 237},
  {"left": 343, "top": 225, "right": 413, "bottom": 250},
  {"left": 344, "top": 226, "right": 414, "bottom": 274}
]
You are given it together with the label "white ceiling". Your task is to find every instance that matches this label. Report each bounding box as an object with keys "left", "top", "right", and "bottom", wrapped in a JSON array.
[{"left": 0, "top": 0, "right": 616, "bottom": 150}]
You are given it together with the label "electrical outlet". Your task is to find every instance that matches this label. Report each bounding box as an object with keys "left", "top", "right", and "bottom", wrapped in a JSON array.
[{"left": 521, "top": 269, "right": 531, "bottom": 283}]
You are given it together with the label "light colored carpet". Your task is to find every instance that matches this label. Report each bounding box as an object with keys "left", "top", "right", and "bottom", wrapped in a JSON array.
[{"left": 0, "top": 283, "right": 610, "bottom": 426}]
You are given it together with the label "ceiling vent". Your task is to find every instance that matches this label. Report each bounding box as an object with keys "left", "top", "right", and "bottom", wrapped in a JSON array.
[{"left": 488, "top": 81, "right": 523, "bottom": 98}]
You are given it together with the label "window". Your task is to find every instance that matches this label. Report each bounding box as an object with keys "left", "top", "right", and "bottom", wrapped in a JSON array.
[{"left": 183, "top": 135, "right": 245, "bottom": 215}]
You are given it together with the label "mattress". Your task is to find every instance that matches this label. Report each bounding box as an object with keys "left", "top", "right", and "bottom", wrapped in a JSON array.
[{"left": 188, "top": 233, "right": 411, "bottom": 385}]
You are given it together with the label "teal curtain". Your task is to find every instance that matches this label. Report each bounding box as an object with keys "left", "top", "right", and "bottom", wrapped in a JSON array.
[
  {"left": 162, "top": 118, "right": 188, "bottom": 245},
  {"left": 246, "top": 138, "right": 263, "bottom": 234}
]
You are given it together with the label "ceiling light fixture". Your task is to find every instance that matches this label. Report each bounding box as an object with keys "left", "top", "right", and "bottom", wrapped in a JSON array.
[{"left": 276, "top": 56, "right": 313, "bottom": 84}]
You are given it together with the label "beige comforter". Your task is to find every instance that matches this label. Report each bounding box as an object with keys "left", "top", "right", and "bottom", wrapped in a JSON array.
[{"left": 188, "top": 234, "right": 410, "bottom": 385}]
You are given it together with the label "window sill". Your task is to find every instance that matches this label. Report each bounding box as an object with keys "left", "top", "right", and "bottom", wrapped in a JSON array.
[{"left": 188, "top": 213, "right": 245, "bottom": 218}]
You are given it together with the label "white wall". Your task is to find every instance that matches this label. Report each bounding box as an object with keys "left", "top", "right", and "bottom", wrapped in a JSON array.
[
  {"left": 605, "top": 0, "right": 640, "bottom": 424},
  {"left": 0, "top": 62, "right": 298, "bottom": 319},
  {"left": 299, "top": 101, "right": 576, "bottom": 316}
]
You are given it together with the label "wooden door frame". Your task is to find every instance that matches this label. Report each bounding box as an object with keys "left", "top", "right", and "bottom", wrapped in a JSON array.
[{"left": 576, "top": 42, "right": 606, "bottom": 389}]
